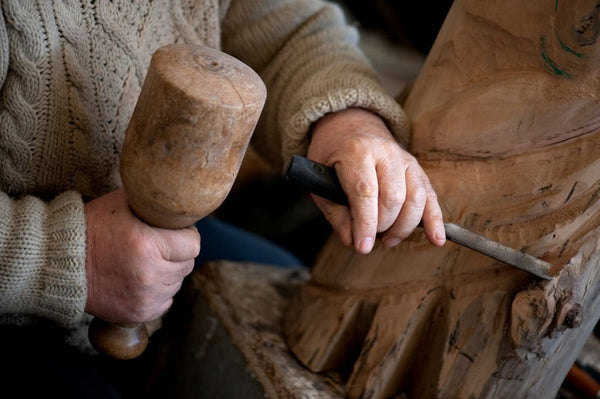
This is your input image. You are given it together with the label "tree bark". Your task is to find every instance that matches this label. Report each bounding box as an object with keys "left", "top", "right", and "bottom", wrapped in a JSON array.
[{"left": 284, "top": 1, "right": 600, "bottom": 397}]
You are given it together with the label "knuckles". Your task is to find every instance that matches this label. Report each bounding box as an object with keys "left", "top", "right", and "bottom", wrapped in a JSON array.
[
  {"left": 380, "top": 190, "right": 405, "bottom": 210},
  {"left": 409, "top": 185, "right": 428, "bottom": 205},
  {"left": 351, "top": 178, "right": 378, "bottom": 199}
]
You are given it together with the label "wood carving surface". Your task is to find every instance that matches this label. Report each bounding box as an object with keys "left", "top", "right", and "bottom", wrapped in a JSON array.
[{"left": 284, "top": 1, "right": 600, "bottom": 398}]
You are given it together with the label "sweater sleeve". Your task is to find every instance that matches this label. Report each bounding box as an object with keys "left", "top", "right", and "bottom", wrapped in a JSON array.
[
  {"left": 221, "top": 0, "right": 410, "bottom": 168},
  {"left": 0, "top": 9, "right": 7, "bottom": 87},
  {"left": 0, "top": 191, "right": 88, "bottom": 328}
]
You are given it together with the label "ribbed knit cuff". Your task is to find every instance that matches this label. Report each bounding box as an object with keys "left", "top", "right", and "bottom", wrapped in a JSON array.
[
  {"left": 0, "top": 191, "right": 87, "bottom": 328},
  {"left": 282, "top": 86, "right": 411, "bottom": 164},
  {"left": 39, "top": 191, "right": 88, "bottom": 327}
]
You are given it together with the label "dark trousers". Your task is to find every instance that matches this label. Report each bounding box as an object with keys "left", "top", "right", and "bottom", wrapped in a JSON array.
[{"left": 194, "top": 216, "right": 303, "bottom": 267}]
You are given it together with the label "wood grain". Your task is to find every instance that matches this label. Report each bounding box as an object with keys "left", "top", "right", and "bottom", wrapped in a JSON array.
[{"left": 284, "top": 1, "right": 600, "bottom": 397}]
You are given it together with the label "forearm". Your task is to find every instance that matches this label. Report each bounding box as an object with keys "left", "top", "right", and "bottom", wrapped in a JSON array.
[
  {"left": 0, "top": 191, "right": 87, "bottom": 328},
  {"left": 222, "top": 0, "right": 410, "bottom": 167}
]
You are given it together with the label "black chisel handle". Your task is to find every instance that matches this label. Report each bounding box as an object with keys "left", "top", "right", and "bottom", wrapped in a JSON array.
[
  {"left": 283, "top": 155, "right": 422, "bottom": 226},
  {"left": 283, "top": 155, "right": 349, "bottom": 206},
  {"left": 283, "top": 155, "right": 423, "bottom": 222}
]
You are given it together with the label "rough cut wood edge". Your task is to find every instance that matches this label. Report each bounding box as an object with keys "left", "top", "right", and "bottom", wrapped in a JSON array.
[
  {"left": 192, "top": 262, "right": 346, "bottom": 399},
  {"left": 284, "top": 227, "right": 600, "bottom": 398},
  {"left": 186, "top": 227, "right": 600, "bottom": 398},
  {"left": 493, "top": 227, "right": 600, "bottom": 398}
]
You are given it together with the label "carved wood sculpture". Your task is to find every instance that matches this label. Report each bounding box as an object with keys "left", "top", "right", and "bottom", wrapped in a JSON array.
[{"left": 284, "top": 1, "right": 600, "bottom": 398}]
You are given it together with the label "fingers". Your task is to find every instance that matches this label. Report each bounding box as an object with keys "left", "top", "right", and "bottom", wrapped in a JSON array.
[
  {"left": 306, "top": 108, "right": 446, "bottom": 254},
  {"left": 162, "top": 259, "right": 196, "bottom": 286},
  {"left": 337, "top": 160, "right": 379, "bottom": 254},
  {"left": 420, "top": 185, "right": 446, "bottom": 247},
  {"left": 312, "top": 195, "right": 353, "bottom": 246},
  {"left": 125, "top": 296, "right": 174, "bottom": 324},
  {"left": 380, "top": 164, "right": 428, "bottom": 246},
  {"left": 156, "top": 225, "right": 201, "bottom": 262},
  {"left": 376, "top": 160, "right": 407, "bottom": 233},
  {"left": 118, "top": 258, "right": 193, "bottom": 323},
  {"left": 326, "top": 157, "right": 445, "bottom": 252}
]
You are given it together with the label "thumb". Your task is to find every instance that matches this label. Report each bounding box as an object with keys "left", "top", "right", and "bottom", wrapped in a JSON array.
[
  {"left": 312, "top": 195, "right": 353, "bottom": 247},
  {"left": 154, "top": 225, "right": 201, "bottom": 262}
]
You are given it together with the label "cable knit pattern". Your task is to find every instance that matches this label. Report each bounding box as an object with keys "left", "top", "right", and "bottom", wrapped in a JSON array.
[{"left": 0, "top": 0, "right": 408, "bottom": 338}]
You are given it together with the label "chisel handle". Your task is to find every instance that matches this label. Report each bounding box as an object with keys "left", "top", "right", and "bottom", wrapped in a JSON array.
[{"left": 283, "top": 155, "right": 349, "bottom": 206}]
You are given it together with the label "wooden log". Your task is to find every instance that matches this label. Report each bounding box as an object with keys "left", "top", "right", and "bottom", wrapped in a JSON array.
[
  {"left": 188, "top": 262, "right": 346, "bottom": 399},
  {"left": 284, "top": 0, "right": 600, "bottom": 398}
]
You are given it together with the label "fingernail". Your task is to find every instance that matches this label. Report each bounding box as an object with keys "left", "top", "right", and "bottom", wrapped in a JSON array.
[
  {"left": 383, "top": 237, "right": 402, "bottom": 248},
  {"left": 358, "top": 238, "right": 374, "bottom": 254},
  {"left": 435, "top": 229, "right": 446, "bottom": 244}
]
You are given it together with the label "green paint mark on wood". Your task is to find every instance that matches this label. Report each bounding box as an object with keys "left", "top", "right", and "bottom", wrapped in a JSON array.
[
  {"left": 540, "top": 35, "right": 573, "bottom": 78},
  {"left": 558, "top": 36, "right": 585, "bottom": 58}
]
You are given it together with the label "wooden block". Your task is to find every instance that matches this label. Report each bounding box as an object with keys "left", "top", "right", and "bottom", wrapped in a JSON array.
[{"left": 171, "top": 261, "right": 347, "bottom": 399}]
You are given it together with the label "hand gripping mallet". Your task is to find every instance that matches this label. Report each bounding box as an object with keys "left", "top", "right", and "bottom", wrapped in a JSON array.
[{"left": 88, "top": 44, "right": 266, "bottom": 360}]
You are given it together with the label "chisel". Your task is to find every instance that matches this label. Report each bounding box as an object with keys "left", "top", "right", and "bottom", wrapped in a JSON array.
[{"left": 283, "top": 155, "right": 554, "bottom": 280}]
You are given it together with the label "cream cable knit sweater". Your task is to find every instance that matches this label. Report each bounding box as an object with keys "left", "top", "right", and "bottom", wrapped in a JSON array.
[{"left": 0, "top": 0, "right": 408, "bottom": 336}]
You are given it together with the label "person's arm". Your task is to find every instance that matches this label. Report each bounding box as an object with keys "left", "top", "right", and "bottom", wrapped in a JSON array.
[
  {"left": 0, "top": 14, "right": 87, "bottom": 328},
  {"left": 223, "top": 0, "right": 410, "bottom": 165},
  {"left": 222, "top": 0, "right": 445, "bottom": 252},
  {"left": 0, "top": 10, "right": 199, "bottom": 330},
  {"left": 0, "top": 188, "right": 201, "bottom": 328},
  {"left": 0, "top": 189, "right": 201, "bottom": 329},
  {"left": 0, "top": 191, "right": 88, "bottom": 327}
]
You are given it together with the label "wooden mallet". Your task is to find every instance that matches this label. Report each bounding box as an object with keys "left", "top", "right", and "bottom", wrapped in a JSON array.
[{"left": 88, "top": 44, "right": 266, "bottom": 360}]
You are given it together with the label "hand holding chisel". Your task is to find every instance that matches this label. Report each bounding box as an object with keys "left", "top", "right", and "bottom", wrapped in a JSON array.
[{"left": 284, "top": 155, "right": 554, "bottom": 280}]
